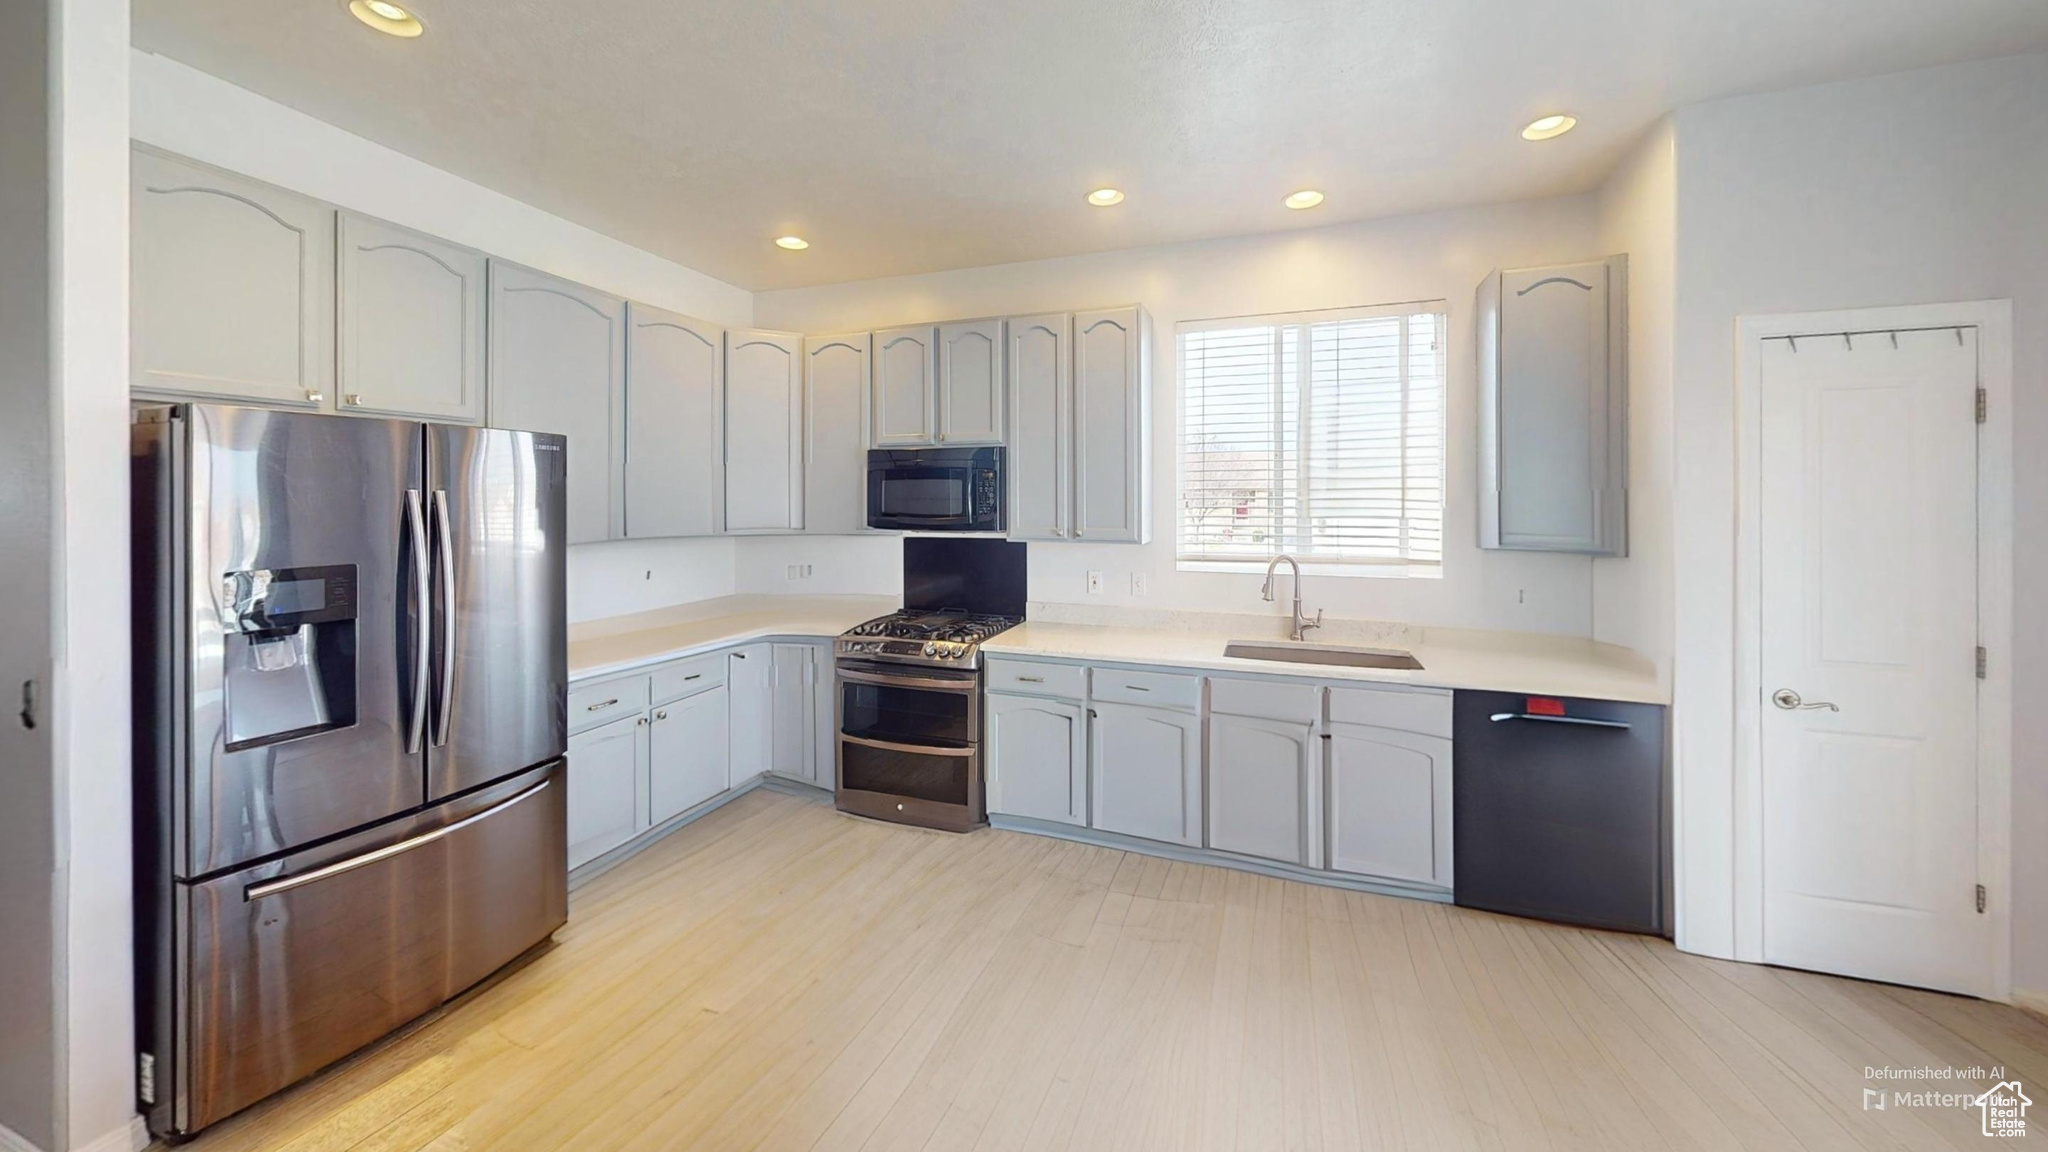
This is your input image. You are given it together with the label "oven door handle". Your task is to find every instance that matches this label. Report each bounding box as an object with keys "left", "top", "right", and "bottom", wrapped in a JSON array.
[
  {"left": 840, "top": 733, "right": 977, "bottom": 758},
  {"left": 837, "top": 668, "right": 979, "bottom": 693}
]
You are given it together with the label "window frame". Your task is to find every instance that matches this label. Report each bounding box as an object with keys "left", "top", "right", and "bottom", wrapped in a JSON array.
[{"left": 1173, "top": 300, "right": 1449, "bottom": 578}]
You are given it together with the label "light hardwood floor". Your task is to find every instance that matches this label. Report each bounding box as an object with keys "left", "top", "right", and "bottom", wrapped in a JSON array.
[{"left": 181, "top": 788, "right": 2048, "bottom": 1152}]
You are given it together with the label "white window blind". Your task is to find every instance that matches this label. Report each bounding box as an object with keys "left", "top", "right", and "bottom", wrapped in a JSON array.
[{"left": 1177, "top": 304, "right": 1445, "bottom": 572}]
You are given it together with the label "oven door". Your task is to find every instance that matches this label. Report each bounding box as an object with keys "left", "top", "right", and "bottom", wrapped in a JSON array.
[
  {"left": 866, "top": 462, "right": 976, "bottom": 530},
  {"left": 836, "top": 662, "right": 983, "bottom": 830}
]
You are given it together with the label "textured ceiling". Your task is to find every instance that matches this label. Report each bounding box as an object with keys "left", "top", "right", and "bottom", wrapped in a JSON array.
[{"left": 134, "top": 0, "right": 2048, "bottom": 290}]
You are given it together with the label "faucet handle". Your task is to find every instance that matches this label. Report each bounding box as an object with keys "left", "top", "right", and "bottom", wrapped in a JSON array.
[{"left": 1305, "top": 608, "right": 1324, "bottom": 633}]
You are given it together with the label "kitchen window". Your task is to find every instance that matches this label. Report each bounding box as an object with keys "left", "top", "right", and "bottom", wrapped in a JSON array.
[{"left": 1176, "top": 303, "right": 1446, "bottom": 576}]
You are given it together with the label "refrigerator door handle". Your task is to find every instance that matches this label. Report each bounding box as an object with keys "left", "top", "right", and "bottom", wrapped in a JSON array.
[
  {"left": 431, "top": 489, "right": 455, "bottom": 748},
  {"left": 404, "top": 488, "right": 430, "bottom": 754}
]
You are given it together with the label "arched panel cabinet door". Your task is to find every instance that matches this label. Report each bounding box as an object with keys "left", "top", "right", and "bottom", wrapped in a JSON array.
[
  {"left": 1071, "top": 306, "right": 1153, "bottom": 543},
  {"left": 803, "top": 334, "right": 871, "bottom": 535},
  {"left": 725, "top": 329, "right": 806, "bottom": 532},
  {"left": 1004, "top": 314, "right": 1072, "bottom": 541},
  {"left": 337, "top": 212, "right": 487, "bottom": 423},
  {"left": 131, "top": 146, "right": 335, "bottom": 410},
  {"left": 1089, "top": 701, "right": 1201, "bottom": 846},
  {"left": 625, "top": 303, "right": 725, "bottom": 538},
  {"left": 870, "top": 325, "right": 937, "bottom": 447},
  {"left": 986, "top": 693, "right": 1087, "bottom": 826},
  {"left": 937, "top": 319, "right": 1004, "bottom": 444}
]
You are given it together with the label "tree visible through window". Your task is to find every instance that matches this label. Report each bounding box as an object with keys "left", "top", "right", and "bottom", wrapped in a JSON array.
[{"left": 1177, "top": 304, "right": 1446, "bottom": 573}]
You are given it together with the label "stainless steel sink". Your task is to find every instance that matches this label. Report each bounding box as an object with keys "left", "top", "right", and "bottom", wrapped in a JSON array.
[{"left": 1222, "top": 641, "right": 1424, "bottom": 670}]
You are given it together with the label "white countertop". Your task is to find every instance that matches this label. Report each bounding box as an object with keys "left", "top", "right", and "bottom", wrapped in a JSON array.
[{"left": 570, "top": 595, "right": 1665, "bottom": 705}]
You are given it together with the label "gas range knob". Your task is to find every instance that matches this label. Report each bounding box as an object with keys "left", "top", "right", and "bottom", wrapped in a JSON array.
[{"left": 923, "top": 643, "right": 937, "bottom": 656}]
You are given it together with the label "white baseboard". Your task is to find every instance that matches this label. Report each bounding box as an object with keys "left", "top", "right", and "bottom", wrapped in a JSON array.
[
  {"left": 2012, "top": 989, "right": 2048, "bottom": 1019},
  {"left": 56, "top": 1117, "right": 147, "bottom": 1152},
  {"left": 0, "top": 1120, "right": 46, "bottom": 1152}
]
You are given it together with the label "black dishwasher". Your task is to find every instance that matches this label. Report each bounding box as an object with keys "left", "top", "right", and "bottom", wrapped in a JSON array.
[{"left": 1453, "top": 691, "right": 1668, "bottom": 935}]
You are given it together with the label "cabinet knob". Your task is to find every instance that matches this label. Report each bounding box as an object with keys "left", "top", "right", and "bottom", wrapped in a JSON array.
[
  {"left": 344, "top": 393, "right": 363, "bottom": 407},
  {"left": 655, "top": 709, "right": 667, "bottom": 720},
  {"left": 304, "top": 390, "right": 324, "bottom": 404}
]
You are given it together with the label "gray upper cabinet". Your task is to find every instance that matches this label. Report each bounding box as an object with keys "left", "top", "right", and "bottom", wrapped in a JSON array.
[
  {"left": 1005, "top": 314, "right": 1071, "bottom": 541},
  {"left": 803, "top": 334, "right": 871, "bottom": 535},
  {"left": 1477, "top": 255, "right": 1628, "bottom": 555},
  {"left": 487, "top": 261, "right": 627, "bottom": 544},
  {"left": 131, "top": 147, "right": 335, "bottom": 409},
  {"left": 936, "top": 319, "right": 1004, "bottom": 444},
  {"left": 1071, "top": 306, "right": 1152, "bottom": 543},
  {"left": 871, "top": 325, "right": 937, "bottom": 447},
  {"left": 625, "top": 304, "right": 724, "bottom": 538},
  {"left": 336, "top": 212, "right": 486, "bottom": 423},
  {"left": 724, "top": 329, "right": 805, "bottom": 533}
]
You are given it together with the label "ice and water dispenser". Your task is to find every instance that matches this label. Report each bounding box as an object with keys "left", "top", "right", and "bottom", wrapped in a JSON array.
[{"left": 220, "top": 564, "right": 360, "bottom": 750}]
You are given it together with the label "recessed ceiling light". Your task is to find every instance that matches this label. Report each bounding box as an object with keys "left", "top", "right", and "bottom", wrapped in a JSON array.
[
  {"left": 1283, "top": 189, "right": 1325, "bottom": 210},
  {"left": 774, "top": 236, "right": 809, "bottom": 251},
  {"left": 1086, "top": 187, "right": 1125, "bottom": 207},
  {"left": 1521, "top": 113, "right": 1577, "bottom": 141},
  {"left": 348, "top": 0, "right": 423, "bottom": 37}
]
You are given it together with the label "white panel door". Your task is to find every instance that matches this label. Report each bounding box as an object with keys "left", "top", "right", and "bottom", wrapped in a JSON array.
[
  {"left": 1072, "top": 307, "right": 1147, "bottom": 542},
  {"left": 770, "top": 643, "right": 816, "bottom": 782},
  {"left": 986, "top": 693, "right": 1086, "bottom": 825},
  {"left": 649, "top": 685, "right": 730, "bottom": 825},
  {"left": 1208, "top": 712, "right": 1320, "bottom": 866},
  {"left": 131, "top": 148, "right": 334, "bottom": 409},
  {"left": 724, "top": 329, "right": 804, "bottom": 532},
  {"left": 871, "top": 325, "right": 936, "bottom": 447},
  {"left": 937, "top": 319, "right": 1003, "bottom": 444},
  {"left": 1089, "top": 702, "right": 1200, "bottom": 846},
  {"left": 1005, "top": 314, "right": 1070, "bottom": 541},
  {"left": 487, "top": 261, "right": 626, "bottom": 543},
  {"left": 804, "top": 334, "right": 871, "bottom": 534},
  {"left": 566, "top": 713, "right": 645, "bottom": 869},
  {"left": 625, "top": 303, "right": 724, "bottom": 537},
  {"left": 1326, "top": 722, "right": 1451, "bottom": 884},
  {"left": 336, "top": 212, "right": 486, "bottom": 422},
  {"left": 1759, "top": 327, "right": 1985, "bottom": 997},
  {"left": 728, "top": 646, "right": 772, "bottom": 782}
]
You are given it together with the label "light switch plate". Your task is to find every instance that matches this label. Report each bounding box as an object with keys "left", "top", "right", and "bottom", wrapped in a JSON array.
[{"left": 1130, "top": 573, "right": 1147, "bottom": 597}]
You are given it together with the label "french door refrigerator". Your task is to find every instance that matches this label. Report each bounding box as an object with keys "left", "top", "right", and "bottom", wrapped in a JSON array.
[{"left": 131, "top": 404, "right": 569, "bottom": 1137}]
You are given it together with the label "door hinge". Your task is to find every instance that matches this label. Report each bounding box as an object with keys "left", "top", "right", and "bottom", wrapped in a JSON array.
[
  {"left": 1977, "top": 647, "right": 1988, "bottom": 680},
  {"left": 18, "top": 679, "right": 36, "bottom": 730},
  {"left": 1977, "top": 884, "right": 1988, "bottom": 914},
  {"left": 138, "top": 1052, "right": 156, "bottom": 1105},
  {"left": 1976, "top": 387, "right": 1987, "bottom": 424}
]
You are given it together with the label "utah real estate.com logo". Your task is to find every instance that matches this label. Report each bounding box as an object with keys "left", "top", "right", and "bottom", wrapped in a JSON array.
[{"left": 1862, "top": 1071, "right": 2029, "bottom": 1138}]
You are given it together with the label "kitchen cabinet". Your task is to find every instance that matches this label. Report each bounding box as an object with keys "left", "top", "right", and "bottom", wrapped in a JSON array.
[
  {"left": 937, "top": 319, "right": 1004, "bottom": 444},
  {"left": 1004, "top": 313, "right": 1071, "bottom": 540},
  {"left": 487, "top": 261, "right": 627, "bottom": 544},
  {"left": 648, "top": 684, "right": 731, "bottom": 825},
  {"left": 1208, "top": 711, "right": 1321, "bottom": 867},
  {"left": 1326, "top": 722, "right": 1451, "bottom": 885},
  {"left": 728, "top": 645, "right": 772, "bottom": 782},
  {"left": 1072, "top": 306, "right": 1151, "bottom": 543},
  {"left": 335, "top": 212, "right": 486, "bottom": 423},
  {"left": 804, "top": 334, "right": 871, "bottom": 534},
  {"left": 986, "top": 693, "right": 1087, "bottom": 826},
  {"left": 1477, "top": 255, "right": 1628, "bottom": 555},
  {"left": 1089, "top": 702, "right": 1200, "bottom": 846},
  {"left": 131, "top": 147, "right": 335, "bottom": 409},
  {"left": 566, "top": 712, "right": 646, "bottom": 870},
  {"left": 625, "top": 304, "right": 724, "bottom": 537},
  {"left": 871, "top": 325, "right": 937, "bottom": 447},
  {"left": 725, "top": 329, "right": 806, "bottom": 532},
  {"left": 770, "top": 642, "right": 822, "bottom": 784}
]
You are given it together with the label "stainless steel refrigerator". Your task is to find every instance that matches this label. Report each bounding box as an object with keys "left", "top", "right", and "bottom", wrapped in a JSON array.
[{"left": 131, "top": 404, "right": 570, "bottom": 1137}]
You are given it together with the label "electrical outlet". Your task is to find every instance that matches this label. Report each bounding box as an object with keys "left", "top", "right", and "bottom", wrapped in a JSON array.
[
  {"left": 1086, "top": 570, "right": 1103, "bottom": 595},
  {"left": 1130, "top": 572, "right": 1147, "bottom": 597},
  {"left": 787, "top": 564, "right": 802, "bottom": 580}
]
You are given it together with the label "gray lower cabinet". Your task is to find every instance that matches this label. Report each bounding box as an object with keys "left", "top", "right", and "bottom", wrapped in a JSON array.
[
  {"left": 725, "top": 329, "right": 806, "bottom": 532},
  {"left": 625, "top": 304, "right": 724, "bottom": 537},
  {"left": 770, "top": 642, "right": 821, "bottom": 783},
  {"left": 488, "top": 260, "right": 627, "bottom": 544},
  {"left": 803, "top": 335, "right": 871, "bottom": 534},
  {"left": 648, "top": 685, "right": 730, "bottom": 825},
  {"left": 1089, "top": 701, "right": 1201, "bottom": 846},
  {"left": 336, "top": 211, "right": 486, "bottom": 422},
  {"left": 566, "top": 712, "right": 646, "bottom": 870},
  {"left": 728, "top": 645, "right": 772, "bottom": 781},
  {"left": 1207, "top": 712, "right": 1321, "bottom": 866},
  {"left": 1325, "top": 722, "right": 1452, "bottom": 885},
  {"left": 130, "top": 147, "right": 335, "bottom": 410},
  {"left": 986, "top": 693, "right": 1087, "bottom": 825}
]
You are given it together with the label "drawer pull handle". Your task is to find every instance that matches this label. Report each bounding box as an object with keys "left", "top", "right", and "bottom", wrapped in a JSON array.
[
  {"left": 586, "top": 698, "right": 619, "bottom": 711},
  {"left": 1017, "top": 675, "right": 1045, "bottom": 683},
  {"left": 1125, "top": 685, "right": 1150, "bottom": 692},
  {"left": 684, "top": 673, "right": 702, "bottom": 681}
]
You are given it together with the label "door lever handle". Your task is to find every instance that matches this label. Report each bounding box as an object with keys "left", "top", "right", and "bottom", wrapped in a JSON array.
[{"left": 1771, "top": 689, "right": 1839, "bottom": 712}]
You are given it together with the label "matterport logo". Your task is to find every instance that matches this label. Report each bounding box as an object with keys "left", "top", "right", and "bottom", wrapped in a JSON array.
[{"left": 1862, "top": 1065, "right": 2029, "bottom": 1138}]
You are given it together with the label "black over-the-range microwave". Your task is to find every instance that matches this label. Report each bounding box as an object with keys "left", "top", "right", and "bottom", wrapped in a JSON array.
[{"left": 865, "top": 446, "right": 1004, "bottom": 532}]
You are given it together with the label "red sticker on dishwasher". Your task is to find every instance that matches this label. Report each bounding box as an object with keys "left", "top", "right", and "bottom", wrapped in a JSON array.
[{"left": 1526, "top": 696, "right": 1566, "bottom": 716}]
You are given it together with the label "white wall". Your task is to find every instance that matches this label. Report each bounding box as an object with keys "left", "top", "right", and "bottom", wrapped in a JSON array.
[
  {"left": 755, "top": 195, "right": 1620, "bottom": 638},
  {"left": 128, "top": 49, "right": 754, "bottom": 626},
  {"left": 1667, "top": 54, "right": 2048, "bottom": 986},
  {"left": 734, "top": 535, "right": 903, "bottom": 597}
]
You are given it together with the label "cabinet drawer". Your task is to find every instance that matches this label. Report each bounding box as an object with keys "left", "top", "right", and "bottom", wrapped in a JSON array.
[
  {"left": 1327, "top": 685, "right": 1452, "bottom": 739},
  {"left": 986, "top": 659, "right": 1087, "bottom": 699},
  {"left": 1208, "top": 677, "right": 1321, "bottom": 724},
  {"left": 568, "top": 675, "right": 650, "bottom": 734},
  {"left": 1089, "top": 668, "right": 1199, "bottom": 712},
  {"left": 650, "top": 652, "right": 727, "bottom": 704}
]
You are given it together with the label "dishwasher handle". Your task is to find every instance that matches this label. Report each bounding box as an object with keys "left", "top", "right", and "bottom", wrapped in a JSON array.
[{"left": 1488, "top": 712, "right": 1632, "bottom": 730}]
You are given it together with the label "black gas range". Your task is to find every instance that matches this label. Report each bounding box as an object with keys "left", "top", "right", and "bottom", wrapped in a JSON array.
[{"left": 833, "top": 539, "right": 1026, "bottom": 833}]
